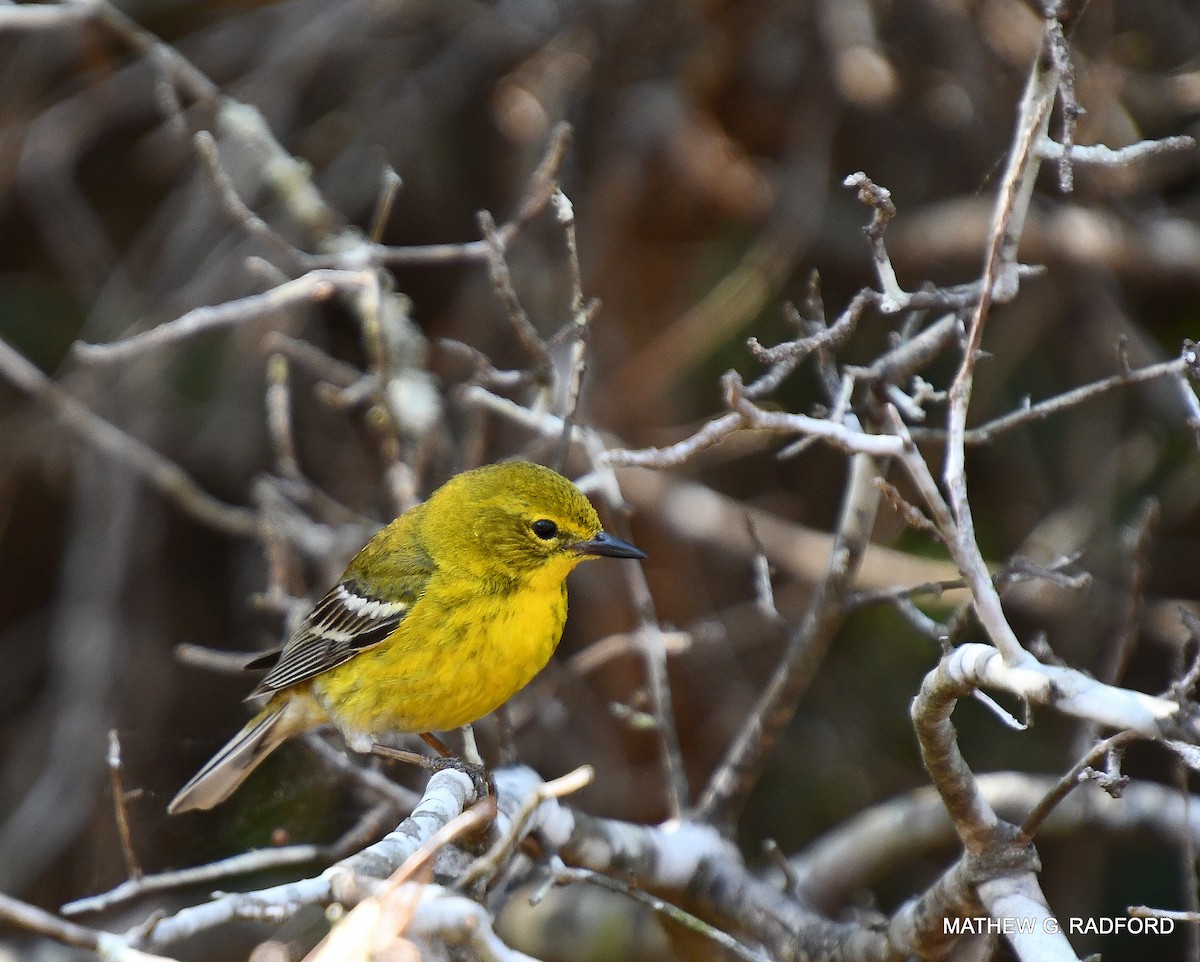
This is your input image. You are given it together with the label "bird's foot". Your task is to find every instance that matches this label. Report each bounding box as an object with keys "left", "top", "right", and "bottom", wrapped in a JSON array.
[
  {"left": 370, "top": 742, "right": 490, "bottom": 799},
  {"left": 422, "top": 753, "right": 491, "bottom": 799}
]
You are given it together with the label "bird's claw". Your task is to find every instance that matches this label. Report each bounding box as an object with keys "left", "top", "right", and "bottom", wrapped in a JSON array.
[{"left": 420, "top": 754, "right": 490, "bottom": 799}]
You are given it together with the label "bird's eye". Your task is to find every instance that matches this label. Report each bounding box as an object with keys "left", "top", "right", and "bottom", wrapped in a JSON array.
[{"left": 531, "top": 519, "right": 558, "bottom": 540}]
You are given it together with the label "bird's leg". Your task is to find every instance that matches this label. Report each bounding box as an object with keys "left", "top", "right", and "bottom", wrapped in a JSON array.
[
  {"left": 460, "top": 724, "right": 484, "bottom": 767},
  {"left": 371, "top": 738, "right": 490, "bottom": 799},
  {"left": 420, "top": 732, "right": 454, "bottom": 756}
]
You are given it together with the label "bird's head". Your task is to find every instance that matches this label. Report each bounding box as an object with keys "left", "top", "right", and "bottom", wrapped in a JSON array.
[{"left": 422, "top": 461, "right": 644, "bottom": 581}]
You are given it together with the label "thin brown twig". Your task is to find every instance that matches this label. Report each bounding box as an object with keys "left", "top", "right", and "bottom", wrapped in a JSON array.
[
  {"left": 1017, "top": 730, "right": 1139, "bottom": 845},
  {"left": 874, "top": 477, "right": 943, "bottom": 543},
  {"left": 891, "top": 597, "right": 954, "bottom": 640},
  {"left": 745, "top": 516, "right": 786, "bottom": 628},
  {"left": 1046, "top": 16, "right": 1080, "bottom": 193},
  {"left": 438, "top": 338, "right": 536, "bottom": 391},
  {"left": 858, "top": 311, "right": 963, "bottom": 387},
  {"left": 622, "top": 568, "right": 691, "bottom": 817},
  {"left": 725, "top": 371, "right": 904, "bottom": 457},
  {"left": 606, "top": 376, "right": 905, "bottom": 470},
  {"left": 257, "top": 493, "right": 304, "bottom": 618},
  {"left": 508, "top": 122, "right": 573, "bottom": 231},
  {"left": 328, "top": 122, "right": 572, "bottom": 270},
  {"left": 478, "top": 209, "right": 553, "bottom": 385},
  {"left": 507, "top": 630, "right": 693, "bottom": 729},
  {"left": 262, "top": 331, "right": 362, "bottom": 389},
  {"left": 604, "top": 411, "right": 744, "bottom": 468},
  {"left": 368, "top": 165, "right": 403, "bottom": 244},
  {"left": 577, "top": 438, "right": 693, "bottom": 818},
  {"left": 846, "top": 578, "right": 964, "bottom": 607},
  {"left": 107, "top": 729, "right": 142, "bottom": 881},
  {"left": 302, "top": 736, "right": 420, "bottom": 810},
  {"left": 964, "top": 355, "right": 1190, "bottom": 444},
  {"left": 933, "top": 36, "right": 1067, "bottom": 708}
]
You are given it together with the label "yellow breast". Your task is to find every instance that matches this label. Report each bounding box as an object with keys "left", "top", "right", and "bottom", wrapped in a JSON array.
[{"left": 312, "top": 561, "right": 571, "bottom": 734}]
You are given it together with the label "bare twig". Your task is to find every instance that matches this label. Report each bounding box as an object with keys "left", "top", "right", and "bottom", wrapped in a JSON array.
[
  {"left": 1018, "top": 731, "right": 1139, "bottom": 845},
  {"left": 1037, "top": 134, "right": 1196, "bottom": 167},
  {"left": 302, "top": 798, "right": 499, "bottom": 962},
  {"left": 265, "top": 354, "right": 302, "bottom": 482},
  {"left": 512, "top": 630, "right": 692, "bottom": 728},
  {"left": 302, "top": 736, "right": 421, "bottom": 810},
  {"left": 62, "top": 0, "right": 219, "bottom": 104},
  {"left": 174, "top": 642, "right": 259, "bottom": 674},
  {"left": 964, "top": 354, "right": 1191, "bottom": 444},
  {"left": 74, "top": 269, "right": 372, "bottom": 363},
  {"left": 64, "top": 799, "right": 402, "bottom": 918},
  {"left": 478, "top": 209, "right": 553, "bottom": 387},
  {"left": 552, "top": 186, "right": 597, "bottom": 469},
  {"left": 1173, "top": 635, "right": 1200, "bottom": 962},
  {"left": 886, "top": 407, "right": 1027, "bottom": 663},
  {"left": 0, "top": 893, "right": 177, "bottom": 962},
  {"left": 0, "top": 336, "right": 257, "bottom": 536},
  {"left": 844, "top": 172, "right": 907, "bottom": 311},
  {"left": 941, "top": 10, "right": 1066, "bottom": 668},
  {"left": 193, "top": 129, "right": 309, "bottom": 268},
  {"left": 744, "top": 288, "right": 875, "bottom": 399},
  {"left": 607, "top": 373, "right": 905, "bottom": 470},
  {"left": 325, "top": 122, "right": 572, "bottom": 270},
  {"left": 263, "top": 331, "right": 363, "bottom": 390},
  {"left": 107, "top": 729, "right": 142, "bottom": 881},
  {"left": 0, "top": 5, "right": 95, "bottom": 29},
  {"left": 857, "top": 312, "right": 962, "bottom": 387},
  {"left": 368, "top": 165, "right": 403, "bottom": 244},
  {"left": 554, "top": 865, "right": 774, "bottom": 962},
  {"left": 129, "top": 770, "right": 477, "bottom": 947},
  {"left": 695, "top": 448, "right": 884, "bottom": 826}
]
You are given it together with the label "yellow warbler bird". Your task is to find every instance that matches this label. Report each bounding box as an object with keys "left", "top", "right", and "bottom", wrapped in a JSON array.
[{"left": 169, "top": 460, "right": 644, "bottom": 813}]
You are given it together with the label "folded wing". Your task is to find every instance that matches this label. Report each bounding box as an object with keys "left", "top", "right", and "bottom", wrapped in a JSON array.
[{"left": 248, "top": 577, "right": 417, "bottom": 696}]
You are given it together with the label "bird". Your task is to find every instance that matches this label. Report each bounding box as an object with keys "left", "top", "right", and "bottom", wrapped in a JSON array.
[{"left": 168, "top": 460, "right": 645, "bottom": 813}]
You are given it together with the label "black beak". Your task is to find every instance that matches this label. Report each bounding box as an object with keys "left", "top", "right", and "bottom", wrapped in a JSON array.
[{"left": 573, "top": 531, "right": 646, "bottom": 560}]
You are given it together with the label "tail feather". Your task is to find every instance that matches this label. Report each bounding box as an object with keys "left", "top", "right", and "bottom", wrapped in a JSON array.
[{"left": 169, "top": 703, "right": 293, "bottom": 813}]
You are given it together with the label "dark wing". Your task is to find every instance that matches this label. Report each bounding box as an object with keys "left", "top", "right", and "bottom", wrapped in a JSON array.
[{"left": 247, "top": 576, "right": 418, "bottom": 697}]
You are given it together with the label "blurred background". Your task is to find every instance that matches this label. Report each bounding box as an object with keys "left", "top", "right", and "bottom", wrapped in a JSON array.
[{"left": 1, "top": 0, "right": 1200, "bottom": 959}]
